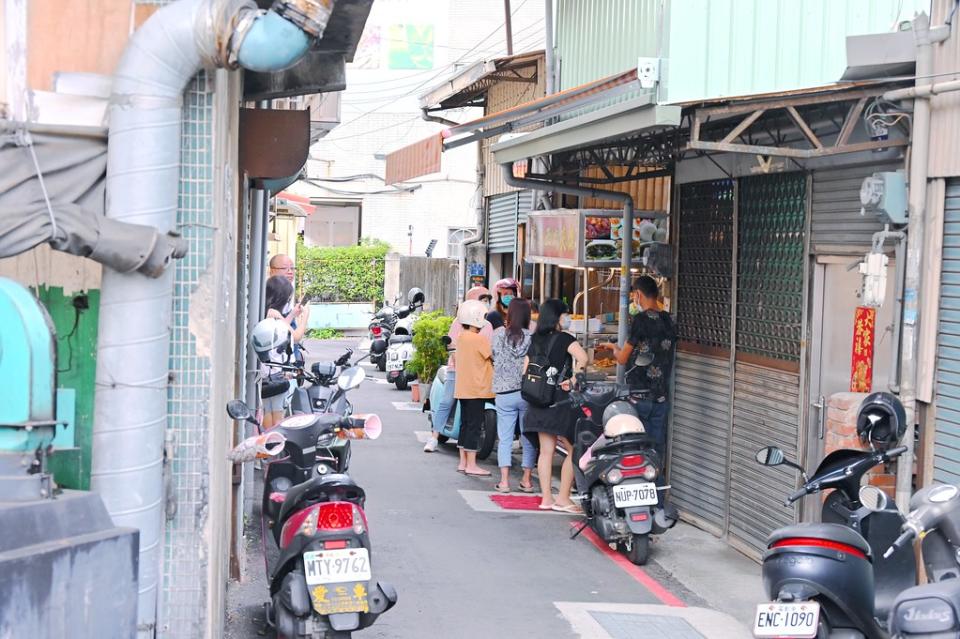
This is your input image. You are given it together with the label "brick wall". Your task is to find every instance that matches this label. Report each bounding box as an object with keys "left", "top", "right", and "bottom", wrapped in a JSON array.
[{"left": 825, "top": 392, "right": 897, "bottom": 496}]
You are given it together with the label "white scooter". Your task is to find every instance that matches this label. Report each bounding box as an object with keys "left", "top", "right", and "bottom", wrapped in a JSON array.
[{"left": 383, "top": 287, "right": 424, "bottom": 390}]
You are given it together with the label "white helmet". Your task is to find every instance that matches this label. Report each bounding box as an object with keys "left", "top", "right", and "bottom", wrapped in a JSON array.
[
  {"left": 456, "top": 299, "right": 487, "bottom": 329},
  {"left": 251, "top": 318, "right": 291, "bottom": 363},
  {"left": 604, "top": 413, "right": 646, "bottom": 438}
]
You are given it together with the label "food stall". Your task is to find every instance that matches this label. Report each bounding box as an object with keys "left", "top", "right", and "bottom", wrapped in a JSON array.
[{"left": 524, "top": 209, "right": 671, "bottom": 379}]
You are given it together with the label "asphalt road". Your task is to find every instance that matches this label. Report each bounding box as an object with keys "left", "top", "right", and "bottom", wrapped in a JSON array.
[{"left": 225, "top": 339, "right": 714, "bottom": 639}]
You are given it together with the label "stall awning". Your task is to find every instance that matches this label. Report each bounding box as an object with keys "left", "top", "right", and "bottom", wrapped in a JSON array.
[
  {"left": 274, "top": 191, "right": 315, "bottom": 217},
  {"left": 419, "top": 50, "right": 544, "bottom": 112},
  {"left": 490, "top": 95, "right": 681, "bottom": 165}
]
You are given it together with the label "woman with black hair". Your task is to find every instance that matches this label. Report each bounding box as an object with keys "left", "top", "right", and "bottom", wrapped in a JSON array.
[
  {"left": 261, "top": 275, "right": 298, "bottom": 428},
  {"left": 523, "top": 299, "right": 588, "bottom": 512}
]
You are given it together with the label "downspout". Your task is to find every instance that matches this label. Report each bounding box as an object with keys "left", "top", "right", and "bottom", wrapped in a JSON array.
[
  {"left": 869, "top": 228, "right": 907, "bottom": 393},
  {"left": 544, "top": 0, "right": 556, "bottom": 96},
  {"left": 421, "top": 107, "right": 460, "bottom": 127},
  {"left": 91, "top": 1, "right": 336, "bottom": 636},
  {"left": 887, "top": 12, "right": 950, "bottom": 511},
  {"left": 504, "top": 165, "right": 640, "bottom": 383}
]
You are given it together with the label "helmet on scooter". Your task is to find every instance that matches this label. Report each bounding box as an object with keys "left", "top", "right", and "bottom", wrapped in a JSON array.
[
  {"left": 856, "top": 392, "right": 906, "bottom": 447},
  {"left": 604, "top": 414, "right": 646, "bottom": 438},
  {"left": 251, "top": 318, "right": 292, "bottom": 364},
  {"left": 601, "top": 400, "right": 637, "bottom": 425}
]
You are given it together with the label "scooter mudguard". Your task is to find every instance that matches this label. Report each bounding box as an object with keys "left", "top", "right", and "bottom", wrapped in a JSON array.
[{"left": 624, "top": 506, "right": 653, "bottom": 534}]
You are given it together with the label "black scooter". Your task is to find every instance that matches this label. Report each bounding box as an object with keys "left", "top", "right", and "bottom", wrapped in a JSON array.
[
  {"left": 566, "top": 379, "right": 678, "bottom": 565},
  {"left": 753, "top": 443, "right": 913, "bottom": 638}
]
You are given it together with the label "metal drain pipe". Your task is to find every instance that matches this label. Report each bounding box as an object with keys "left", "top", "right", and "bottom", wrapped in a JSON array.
[{"left": 91, "top": 1, "right": 335, "bottom": 635}]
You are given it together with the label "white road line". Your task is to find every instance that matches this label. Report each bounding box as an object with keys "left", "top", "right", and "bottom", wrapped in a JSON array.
[
  {"left": 391, "top": 401, "right": 423, "bottom": 411},
  {"left": 553, "top": 602, "right": 749, "bottom": 639}
]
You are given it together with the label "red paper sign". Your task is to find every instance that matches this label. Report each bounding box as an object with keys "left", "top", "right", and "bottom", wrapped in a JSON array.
[{"left": 850, "top": 306, "right": 876, "bottom": 392}]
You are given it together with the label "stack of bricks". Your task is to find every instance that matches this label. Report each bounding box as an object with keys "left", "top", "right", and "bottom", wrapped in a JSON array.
[{"left": 825, "top": 392, "right": 897, "bottom": 497}]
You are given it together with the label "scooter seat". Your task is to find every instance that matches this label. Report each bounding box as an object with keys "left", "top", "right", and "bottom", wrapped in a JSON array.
[
  {"left": 389, "top": 335, "right": 412, "bottom": 344},
  {"left": 768, "top": 523, "right": 872, "bottom": 557}
]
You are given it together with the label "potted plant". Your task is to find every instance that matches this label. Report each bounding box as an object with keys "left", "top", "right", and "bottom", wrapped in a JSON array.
[{"left": 407, "top": 311, "right": 454, "bottom": 403}]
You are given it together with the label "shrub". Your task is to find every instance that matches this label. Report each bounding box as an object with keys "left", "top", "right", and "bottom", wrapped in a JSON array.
[
  {"left": 297, "top": 238, "right": 390, "bottom": 303},
  {"left": 306, "top": 328, "right": 343, "bottom": 340},
  {"left": 407, "top": 311, "right": 454, "bottom": 384}
]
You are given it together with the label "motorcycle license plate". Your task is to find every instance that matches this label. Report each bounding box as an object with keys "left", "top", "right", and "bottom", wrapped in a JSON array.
[
  {"left": 386, "top": 359, "right": 404, "bottom": 371},
  {"left": 753, "top": 602, "right": 820, "bottom": 638},
  {"left": 612, "top": 482, "right": 658, "bottom": 508},
  {"left": 303, "top": 548, "right": 372, "bottom": 586}
]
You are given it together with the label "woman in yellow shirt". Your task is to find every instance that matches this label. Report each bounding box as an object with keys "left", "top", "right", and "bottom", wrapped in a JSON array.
[{"left": 453, "top": 299, "right": 495, "bottom": 476}]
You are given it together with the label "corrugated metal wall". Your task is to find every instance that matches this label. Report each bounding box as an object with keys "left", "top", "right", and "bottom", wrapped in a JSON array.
[
  {"left": 727, "top": 362, "right": 801, "bottom": 556},
  {"left": 811, "top": 162, "right": 902, "bottom": 254},
  {"left": 663, "top": 0, "right": 926, "bottom": 103},
  {"left": 670, "top": 352, "right": 732, "bottom": 533},
  {"left": 555, "top": 0, "right": 660, "bottom": 91},
  {"left": 929, "top": 0, "right": 960, "bottom": 178},
  {"left": 580, "top": 167, "right": 671, "bottom": 211},
  {"left": 487, "top": 192, "right": 520, "bottom": 253},
  {"left": 934, "top": 180, "right": 960, "bottom": 485}
]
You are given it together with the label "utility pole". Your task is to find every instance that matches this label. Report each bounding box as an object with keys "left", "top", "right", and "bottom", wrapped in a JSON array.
[
  {"left": 408, "top": 224, "right": 413, "bottom": 256},
  {"left": 503, "top": 0, "right": 514, "bottom": 55}
]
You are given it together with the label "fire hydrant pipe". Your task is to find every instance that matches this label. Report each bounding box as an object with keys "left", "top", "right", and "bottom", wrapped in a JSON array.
[{"left": 91, "top": 0, "right": 333, "bottom": 635}]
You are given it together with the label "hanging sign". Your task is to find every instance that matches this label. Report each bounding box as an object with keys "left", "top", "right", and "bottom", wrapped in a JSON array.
[
  {"left": 525, "top": 211, "right": 581, "bottom": 266},
  {"left": 526, "top": 209, "right": 668, "bottom": 268},
  {"left": 850, "top": 306, "right": 877, "bottom": 393}
]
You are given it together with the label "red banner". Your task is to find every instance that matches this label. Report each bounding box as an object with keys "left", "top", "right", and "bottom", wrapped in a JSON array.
[{"left": 850, "top": 306, "right": 877, "bottom": 393}]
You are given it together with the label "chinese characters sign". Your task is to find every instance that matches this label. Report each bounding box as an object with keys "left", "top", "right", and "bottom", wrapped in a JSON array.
[
  {"left": 850, "top": 306, "right": 876, "bottom": 393},
  {"left": 526, "top": 212, "right": 580, "bottom": 266}
]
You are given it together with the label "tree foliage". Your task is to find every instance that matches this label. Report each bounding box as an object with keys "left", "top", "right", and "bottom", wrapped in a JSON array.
[
  {"left": 407, "top": 311, "right": 453, "bottom": 384},
  {"left": 297, "top": 239, "right": 390, "bottom": 303}
]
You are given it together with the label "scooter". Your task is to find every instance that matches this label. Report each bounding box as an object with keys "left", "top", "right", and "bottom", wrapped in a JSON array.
[
  {"left": 366, "top": 306, "right": 395, "bottom": 372},
  {"left": 565, "top": 378, "right": 677, "bottom": 565},
  {"left": 226, "top": 359, "right": 396, "bottom": 639},
  {"left": 425, "top": 362, "right": 498, "bottom": 460},
  {"left": 383, "top": 288, "right": 425, "bottom": 391}
]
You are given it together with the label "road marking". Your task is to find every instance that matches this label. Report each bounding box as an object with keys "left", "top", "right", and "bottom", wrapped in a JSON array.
[
  {"left": 457, "top": 490, "right": 573, "bottom": 515},
  {"left": 554, "top": 602, "right": 748, "bottom": 639},
  {"left": 391, "top": 401, "right": 422, "bottom": 411},
  {"left": 414, "top": 430, "right": 435, "bottom": 443},
  {"left": 570, "top": 523, "right": 685, "bottom": 607}
]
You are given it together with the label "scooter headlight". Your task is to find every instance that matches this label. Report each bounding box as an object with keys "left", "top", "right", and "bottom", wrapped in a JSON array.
[
  {"left": 606, "top": 468, "right": 623, "bottom": 484},
  {"left": 643, "top": 465, "right": 658, "bottom": 481}
]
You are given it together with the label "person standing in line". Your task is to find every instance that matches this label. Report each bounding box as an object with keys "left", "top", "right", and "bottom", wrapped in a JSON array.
[
  {"left": 491, "top": 298, "right": 536, "bottom": 493},
  {"left": 423, "top": 286, "right": 494, "bottom": 452},
  {"left": 268, "top": 253, "right": 309, "bottom": 364},
  {"left": 452, "top": 300, "right": 495, "bottom": 476},
  {"left": 523, "top": 299, "right": 588, "bottom": 512},
  {"left": 485, "top": 277, "right": 519, "bottom": 329},
  {"left": 260, "top": 275, "right": 300, "bottom": 428},
  {"left": 596, "top": 275, "right": 676, "bottom": 459}
]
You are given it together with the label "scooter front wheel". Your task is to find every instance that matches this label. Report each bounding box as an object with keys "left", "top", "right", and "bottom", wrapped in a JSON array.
[
  {"left": 476, "top": 409, "right": 498, "bottom": 460},
  {"left": 376, "top": 357, "right": 386, "bottom": 372}
]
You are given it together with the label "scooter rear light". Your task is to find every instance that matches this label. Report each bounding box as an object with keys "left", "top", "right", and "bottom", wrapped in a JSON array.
[
  {"left": 620, "top": 468, "right": 647, "bottom": 478},
  {"left": 621, "top": 455, "right": 645, "bottom": 468},
  {"left": 371, "top": 326, "right": 382, "bottom": 337},
  {"left": 769, "top": 537, "right": 867, "bottom": 560},
  {"left": 582, "top": 407, "right": 592, "bottom": 419},
  {"left": 643, "top": 465, "right": 658, "bottom": 481},
  {"left": 316, "top": 502, "right": 356, "bottom": 531},
  {"left": 324, "top": 540, "right": 348, "bottom": 550},
  {"left": 630, "top": 512, "right": 649, "bottom": 522}
]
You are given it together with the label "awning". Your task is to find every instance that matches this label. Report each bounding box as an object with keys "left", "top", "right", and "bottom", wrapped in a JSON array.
[
  {"left": 419, "top": 50, "right": 544, "bottom": 112},
  {"left": 274, "top": 191, "right": 315, "bottom": 217},
  {"left": 491, "top": 95, "right": 681, "bottom": 165}
]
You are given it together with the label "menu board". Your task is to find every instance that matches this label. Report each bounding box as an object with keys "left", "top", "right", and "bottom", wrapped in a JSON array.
[
  {"left": 525, "top": 211, "right": 580, "bottom": 266},
  {"left": 526, "top": 209, "right": 668, "bottom": 268}
]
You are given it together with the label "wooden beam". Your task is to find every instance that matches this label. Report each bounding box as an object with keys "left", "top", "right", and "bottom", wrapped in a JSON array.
[
  {"left": 786, "top": 105, "right": 823, "bottom": 149},
  {"left": 720, "top": 109, "right": 765, "bottom": 144}
]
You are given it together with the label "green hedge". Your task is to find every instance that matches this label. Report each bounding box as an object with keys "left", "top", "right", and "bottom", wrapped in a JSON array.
[
  {"left": 407, "top": 311, "right": 454, "bottom": 384},
  {"left": 297, "top": 239, "right": 389, "bottom": 303}
]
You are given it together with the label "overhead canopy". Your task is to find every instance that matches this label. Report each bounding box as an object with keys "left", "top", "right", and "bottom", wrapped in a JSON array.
[
  {"left": 0, "top": 121, "right": 186, "bottom": 276},
  {"left": 419, "top": 50, "right": 544, "bottom": 112},
  {"left": 491, "top": 95, "right": 682, "bottom": 165}
]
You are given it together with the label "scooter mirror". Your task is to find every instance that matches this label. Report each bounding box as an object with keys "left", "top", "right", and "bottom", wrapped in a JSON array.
[
  {"left": 755, "top": 446, "right": 785, "bottom": 466},
  {"left": 338, "top": 366, "right": 365, "bottom": 391},
  {"left": 226, "top": 399, "right": 252, "bottom": 421},
  {"left": 370, "top": 338, "right": 388, "bottom": 355},
  {"left": 859, "top": 485, "right": 889, "bottom": 512},
  {"left": 441, "top": 335, "right": 452, "bottom": 347}
]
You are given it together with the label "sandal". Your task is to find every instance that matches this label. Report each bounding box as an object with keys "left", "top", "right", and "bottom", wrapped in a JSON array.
[
  {"left": 551, "top": 503, "right": 583, "bottom": 514},
  {"left": 465, "top": 469, "right": 492, "bottom": 477},
  {"left": 538, "top": 503, "right": 555, "bottom": 510},
  {"left": 494, "top": 482, "right": 511, "bottom": 493},
  {"left": 517, "top": 483, "right": 535, "bottom": 493}
]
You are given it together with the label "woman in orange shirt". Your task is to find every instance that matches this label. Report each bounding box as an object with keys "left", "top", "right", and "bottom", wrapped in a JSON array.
[{"left": 453, "top": 299, "right": 495, "bottom": 476}]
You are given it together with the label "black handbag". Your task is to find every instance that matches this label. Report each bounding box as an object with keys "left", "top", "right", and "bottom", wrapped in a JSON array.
[{"left": 521, "top": 333, "right": 564, "bottom": 408}]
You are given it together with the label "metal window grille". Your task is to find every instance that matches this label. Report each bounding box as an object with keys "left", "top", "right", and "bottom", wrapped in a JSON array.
[
  {"left": 675, "top": 179, "right": 734, "bottom": 349},
  {"left": 736, "top": 173, "right": 806, "bottom": 362}
]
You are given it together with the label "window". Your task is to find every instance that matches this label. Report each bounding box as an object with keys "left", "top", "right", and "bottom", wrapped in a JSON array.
[{"left": 447, "top": 227, "right": 476, "bottom": 259}]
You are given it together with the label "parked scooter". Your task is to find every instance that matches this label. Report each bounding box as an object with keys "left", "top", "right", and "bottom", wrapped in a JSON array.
[
  {"left": 366, "top": 306, "right": 395, "bottom": 372},
  {"left": 425, "top": 361, "right": 498, "bottom": 460},
  {"left": 226, "top": 354, "right": 396, "bottom": 639},
  {"left": 752, "top": 392, "right": 916, "bottom": 638},
  {"left": 564, "top": 378, "right": 677, "bottom": 565},
  {"left": 383, "top": 288, "right": 425, "bottom": 390}
]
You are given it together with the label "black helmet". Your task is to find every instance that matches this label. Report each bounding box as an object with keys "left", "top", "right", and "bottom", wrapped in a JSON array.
[
  {"left": 856, "top": 392, "right": 906, "bottom": 446},
  {"left": 602, "top": 400, "right": 637, "bottom": 425}
]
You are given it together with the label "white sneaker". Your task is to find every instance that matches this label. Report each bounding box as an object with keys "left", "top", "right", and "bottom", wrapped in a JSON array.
[{"left": 423, "top": 437, "right": 439, "bottom": 453}]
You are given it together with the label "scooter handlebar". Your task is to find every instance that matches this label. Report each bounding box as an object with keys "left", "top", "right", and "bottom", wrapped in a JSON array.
[
  {"left": 884, "top": 529, "right": 916, "bottom": 559},
  {"left": 784, "top": 486, "right": 809, "bottom": 506},
  {"left": 883, "top": 446, "right": 908, "bottom": 462}
]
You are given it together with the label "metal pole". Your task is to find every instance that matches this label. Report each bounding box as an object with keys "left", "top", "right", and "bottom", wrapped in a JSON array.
[
  {"left": 503, "top": 0, "right": 514, "bottom": 55},
  {"left": 895, "top": 13, "right": 950, "bottom": 511},
  {"left": 544, "top": 0, "right": 556, "bottom": 96}
]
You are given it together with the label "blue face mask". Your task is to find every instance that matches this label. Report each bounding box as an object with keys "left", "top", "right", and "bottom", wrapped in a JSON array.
[{"left": 501, "top": 294, "right": 514, "bottom": 307}]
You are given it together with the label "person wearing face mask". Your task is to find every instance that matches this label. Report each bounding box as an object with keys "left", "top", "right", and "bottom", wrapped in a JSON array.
[
  {"left": 596, "top": 276, "right": 676, "bottom": 459},
  {"left": 423, "top": 286, "right": 494, "bottom": 453},
  {"left": 485, "top": 277, "right": 519, "bottom": 330},
  {"left": 522, "top": 299, "right": 588, "bottom": 512}
]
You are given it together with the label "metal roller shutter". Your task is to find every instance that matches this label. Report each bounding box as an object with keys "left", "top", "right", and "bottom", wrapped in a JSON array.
[
  {"left": 811, "top": 162, "right": 901, "bottom": 254},
  {"left": 935, "top": 179, "right": 960, "bottom": 484},
  {"left": 518, "top": 190, "right": 534, "bottom": 225},
  {"left": 727, "top": 362, "right": 801, "bottom": 556},
  {"left": 669, "top": 352, "right": 732, "bottom": 534},
  {"left": 487, "top": 192, "right": 519, "bottom": 254}
]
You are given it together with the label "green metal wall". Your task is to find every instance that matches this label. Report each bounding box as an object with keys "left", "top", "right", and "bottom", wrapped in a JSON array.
[
  {"left": 38, "top": 286, "right": 100, "bottom": 490},
  {"left": 555, "top": 0, "right": 927, "bottom": 99}
]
